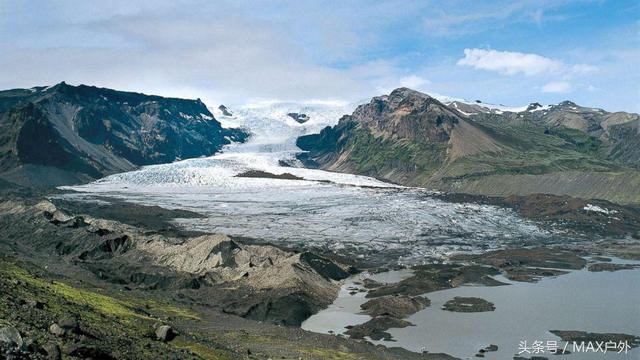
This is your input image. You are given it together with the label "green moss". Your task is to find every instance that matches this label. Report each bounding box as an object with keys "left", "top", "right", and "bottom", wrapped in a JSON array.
[
  {"left": 10, "top": 266, "right": 147, "bottom": 322},
  {"left": 0, "top": 260, "right": 224, "bottom": 359},
  {"left": 548, "top": 127, "right": 604, "bottom": 156},
  {"left": 5, "top": 262, "right": 198, "bottom": 323},
  {"left": 171, "top": 338, "right": 234, "bottom": 360},
  {"left": 343, "top": 128, "right": 446, "bottom": 181},
  {"left": 298, "top": 347, "right": 363, "bottom": 360},
  {"left": 221, "top": 331, "right": 367, "bottom": 360},
  {"left": 144, "top": 299, "right": 201, "bottom": 320}
]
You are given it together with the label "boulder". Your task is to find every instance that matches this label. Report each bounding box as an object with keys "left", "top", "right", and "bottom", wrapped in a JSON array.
[
  {"left": 43, "top": 342, "right": 62, "bottom": 360},
  {"left": 0, "top": 326, "right": 23, "bottom": 351},
  {"left": 27, "top": 300, "right": 45, "bottom": 309},
  {"left": 155, "top": 325, "right": 175, "bottom": 342},
  {"left": 49, "top": 323, "right": 65, "bottom": 337},
  {"left": 58, "top": 316, "right": 79, "bottom": 332}
]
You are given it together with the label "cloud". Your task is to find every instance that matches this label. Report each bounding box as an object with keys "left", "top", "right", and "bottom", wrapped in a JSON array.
[
  {"left": 541, "top": 81, "right": 572, "bottom": 93},
  {"left": 570, "top": 64, "right": 599, "bottom": 74},
  {"left": 421, "top": 1, "right": 577, "bottom": 37},
  {"left": 0, "top": 2, "right": 411, "bottom": 106},
  {"left": 0, "top": 1, "right": 636, "bottom": 112},
  {"left": 399, "top": 75, "right": 430, "bottom": 88},
  {"left": 457, "top": 48, "right": 598, "bottom": 79},
  {"left": 372, "top": 73, "right": 433, "bottom": 95},
  {"left": 457, "top": 48, "right": 563, "bottom": 76}
]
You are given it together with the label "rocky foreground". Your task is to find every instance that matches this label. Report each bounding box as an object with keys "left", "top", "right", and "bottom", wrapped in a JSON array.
[
  {"left": 2, "top": 187, "right": 640, "bottom": 359},
  {"left": 1, "top": 178, "right": 639, "bottom": 359},
  {"left": 0, "top": 192, "right": 454, "bottom": 360}
]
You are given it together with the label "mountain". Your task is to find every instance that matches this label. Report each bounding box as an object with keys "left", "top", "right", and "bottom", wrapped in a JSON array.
[
  {"left": 0, "top": 82, "right": 248, "bottom": 187},
  {"left": 457, "top": 100, "right": 640, "bottom": 168},
  {"left": 297, "top": 88, "right": 640, "bottom": 204}
]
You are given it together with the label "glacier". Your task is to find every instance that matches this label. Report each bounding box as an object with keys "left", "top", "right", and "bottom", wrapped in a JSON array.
[{"left": 60, "top": 100, "right": 557, "bottom": 265}]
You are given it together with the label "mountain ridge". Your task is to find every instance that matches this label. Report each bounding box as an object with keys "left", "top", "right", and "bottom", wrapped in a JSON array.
[
  {"left": 297, "top": 87, "right": 640, "bottom": 204},
  {"left": 0, "top": 82, "right": 248, "bottom": 187}
]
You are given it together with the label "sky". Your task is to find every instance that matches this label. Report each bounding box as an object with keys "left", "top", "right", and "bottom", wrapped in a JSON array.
[{"left": 0, "top": 0, "right": 638, "bottom": 112}]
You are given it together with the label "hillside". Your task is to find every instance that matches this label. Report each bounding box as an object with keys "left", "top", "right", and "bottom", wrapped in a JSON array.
[
  {"left": 297, "top": 88, "right": 640, "bottom": 204},
  {"left": 0, "top": 83, "right": 248, "bottom": 187}
]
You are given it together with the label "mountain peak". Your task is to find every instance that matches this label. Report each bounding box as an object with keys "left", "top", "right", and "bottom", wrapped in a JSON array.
[
  {"left": 368, "top": 88, "right": 445, "bottom": 113},
  {"left": 526, "top": 102, "right": 543, "bottom": 111},
  {"left": 557, "top": 100, "right": 579, "bottom": 108},
  {"left": 0, "top": 83, "right": 249, "bottom": 186},
  {"left": 388, "top": 87, "right": 435, "bottom": 101}
]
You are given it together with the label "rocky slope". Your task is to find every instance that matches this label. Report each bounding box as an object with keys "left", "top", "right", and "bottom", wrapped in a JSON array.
[
  {"left": 0, "top": 191, "right": 457, "bottom": 359},
  {"left": 0, "top": 197, "right": 351, "bottom": 326},
  {"left": 0, "top": 83, "right": 248, "bottom": 187},
  {"left": 468, "top": 100, "right": 640, "bottom": 169},
  {"left": 297, "top": 88, "right": 640, "bottom": 204}
]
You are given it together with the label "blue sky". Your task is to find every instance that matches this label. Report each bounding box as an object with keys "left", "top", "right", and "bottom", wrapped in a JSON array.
[{"left": 0, "top": 0, "right": 638, "bottom": 111}]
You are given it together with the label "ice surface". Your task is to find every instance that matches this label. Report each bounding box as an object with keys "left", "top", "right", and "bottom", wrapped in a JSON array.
[{"left": 61, "top": 100, "right": 560, "bottom": 265}]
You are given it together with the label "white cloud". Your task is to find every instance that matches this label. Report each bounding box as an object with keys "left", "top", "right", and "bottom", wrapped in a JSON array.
[
  {"left": 570, "top": 64, "right": 599, "bottom": 74},
  {"left": 399, "top": 75, "right": 431, "bottom": 88},
  {"left": 457, "top": 48, "right": 563, "bottom": 76},
  {"left": 0, "top": 4, "right": 409, "bottom": 106},
  {"left": 542, "top": 81, "right": 572, "bottom": 93},
  {"left": 1, "top": 2, "right": 446, "bottom": 107},
  {"left": 420, "top": 1, "right": 581, "bottom": 37},
  {"left": 457, "top": 48, "right": 599, "bottom": 80}
]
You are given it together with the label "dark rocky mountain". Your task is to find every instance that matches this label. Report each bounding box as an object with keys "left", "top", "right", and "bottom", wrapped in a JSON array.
[
  {"left": 297, "top": 88, "right": 496, "bottom": 185},
  {"left": 0, "top": 82, "right": 248, "bottom": 187},
  {"left": 218, "top": 104, "right": 233, "bottom": 116},
  {"left": 297, "top": 88, "right": 640, "bottom": 204},
  {"left": 287, "top": 112, "right": 310, "bottom": 123}
]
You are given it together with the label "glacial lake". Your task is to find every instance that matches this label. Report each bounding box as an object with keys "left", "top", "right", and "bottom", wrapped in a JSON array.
[{"left": 303, "top": 258, "right": 640, "bottom": 359}]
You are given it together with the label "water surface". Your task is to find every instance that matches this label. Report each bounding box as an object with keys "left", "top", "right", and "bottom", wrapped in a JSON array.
[{"left": 304, "top": 259, "right": 640, "bottom": 359}]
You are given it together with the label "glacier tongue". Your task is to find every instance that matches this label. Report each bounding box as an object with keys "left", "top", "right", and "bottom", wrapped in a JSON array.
[{"left": 61, "top": 101, "right": 553, "bottom": 265}]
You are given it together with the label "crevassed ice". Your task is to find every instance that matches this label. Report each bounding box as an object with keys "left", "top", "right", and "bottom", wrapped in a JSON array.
[{"left": 61, "top": 101, "right": 554, "bottom": 265}]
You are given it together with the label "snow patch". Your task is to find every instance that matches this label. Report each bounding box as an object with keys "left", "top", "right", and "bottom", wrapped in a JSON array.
[
  {"left": 529, "top": 105, "right": 551, "bottom": 112},
  {"left": 428, "top": 91, "right": 529, "bottom": 113},
  {"left": 200, "top": 113, "right": 214, "bottom": 120},
  {"left": 179, "top": 112, "right": 194, "bottom": 120},
  {"left": 583, "top": 204, "right": 617, "bottom": 215}
]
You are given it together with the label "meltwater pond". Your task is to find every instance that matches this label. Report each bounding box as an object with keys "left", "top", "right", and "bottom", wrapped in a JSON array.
[
  {"left": 59, "top": 101, "right": 558, "bottom": 265},
  {"left": 303, "top": 259, "right": 640, "bottom": 360}
]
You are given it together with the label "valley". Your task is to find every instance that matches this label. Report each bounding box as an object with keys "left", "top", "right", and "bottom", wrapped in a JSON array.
[{"left": 1, "top": 84, "right": 639, "bottom": 359}]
